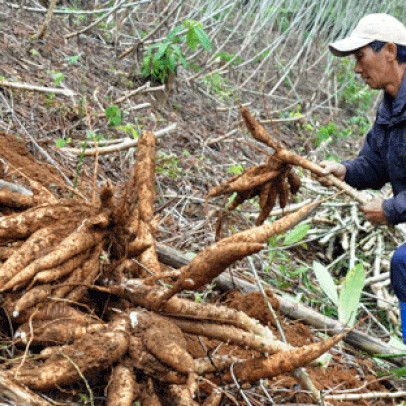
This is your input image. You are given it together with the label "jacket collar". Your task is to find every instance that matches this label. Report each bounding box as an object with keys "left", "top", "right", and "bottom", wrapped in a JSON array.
[{"left": 376, "top": 73, "right": 406, "bottom": 125}]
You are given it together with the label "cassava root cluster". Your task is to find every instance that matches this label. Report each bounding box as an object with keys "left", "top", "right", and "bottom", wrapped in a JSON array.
[
  {"left": 207, "top": 154, "right": 302, "bottom": 228},
  {"left": 0, "top": 126, "right": 346, "bottom": 405},
  {"left": 206, "top": 106, "right": 347, "bottom": 235}
]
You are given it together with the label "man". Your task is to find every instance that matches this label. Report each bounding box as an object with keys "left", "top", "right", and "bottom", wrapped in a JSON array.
[{"left": 323, "top": 13, "right": 406, "bottom": 343}]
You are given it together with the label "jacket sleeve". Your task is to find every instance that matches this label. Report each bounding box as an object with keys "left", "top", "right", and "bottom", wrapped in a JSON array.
[
  {"left": 341, "top": 126, "right": 389, "bottom": 190},
  {"left": 382, "top": 193, "right": 406, "bottom": 225}
]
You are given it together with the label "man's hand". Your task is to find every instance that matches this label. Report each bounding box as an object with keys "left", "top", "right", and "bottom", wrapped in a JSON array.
[
  {"left": 315, "top": 161, "right": 346, "bottom": 186},
  {"left": 361, "top": 198, "right": 388, "bottom": 225}
]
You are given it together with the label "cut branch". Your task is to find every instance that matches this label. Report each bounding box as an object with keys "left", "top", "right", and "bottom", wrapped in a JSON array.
[
  {"left": 31, "top": 0, "right": 58, "bottom": 39},
  {"left": 61, "top": 123, "right": 177, "bottom": 156},
  {"left": 0, "top": 80, "right": 77, "bottom": 97}
]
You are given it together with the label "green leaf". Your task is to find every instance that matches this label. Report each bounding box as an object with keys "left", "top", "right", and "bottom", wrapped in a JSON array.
[
  {"left": 167, "top": 25, "right": 183, "bottom": 41},
  {"left": 109, "top": 116, "right": 121, "bottom": 127},
  {"left": 186, "top": 27, "right": 199, "bottom": 51},
  {"left": 388, "top": 366, "right": 406, "bottom": 378},
  {"left": 312, "top": 261, "right": 338, "bottom": 306},
  {"left": 105, "top": 105, "right": 122, "bottom": 126},
  {"left": 194, "top": 26, "right": 212, "bottom": 50},
  {"left": 283, "top": 224, "right": 310, "bottom": 245},
  {"left": 145, "top": 43, "right": 159, "bottom": 55},
  {"left": 171, "top": 45, "right": 188, "bottom": 68},
  {"left": 153, "top": 42, "right": 169, "bottom": 63},
  {"left": 227, "top": 192, "right": 238, "bottom": 207},
  {"left": 55, "top": 138, "right": 66, "bottom": 148},
  {"left": 167, "top": 56, "right": 176, "bottom": 72},
  {"left": 338, "top": 263, "right": 365, "bottom": 327},
  {"left": 54, "top": 72, "right": 65, "bottom": 86}
]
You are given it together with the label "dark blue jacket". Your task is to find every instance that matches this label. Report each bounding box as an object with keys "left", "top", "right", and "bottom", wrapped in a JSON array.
[{"left": 343, "top": 73, "right": 406, "bottom": 225}]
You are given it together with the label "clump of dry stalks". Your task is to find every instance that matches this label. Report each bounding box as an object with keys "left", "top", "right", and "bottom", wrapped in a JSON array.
[{"left": 0, "top": 114, "right": 352, "bottom": 405}]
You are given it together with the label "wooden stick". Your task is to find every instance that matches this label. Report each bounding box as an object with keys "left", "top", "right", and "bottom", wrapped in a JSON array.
[
  {"left": 325, "top": 391, "right": 406, "bottom": 401},
  {"left": 0, "top": 80, "right": 77, "bottom": 97},
  {"left": 61, "top": 123, "right": 177, "bottom": 156},
  {"left": 31, "top": 0, "right": 58, "bottom": 39},
  {"left": 112, "top": 84, "right": 165, "bottom": 107},
  {"left": 64, "top": 0, "right": 126, "bottom": 40},
  {"left": 320, "top": 171, "right": 370, "bottom": 205}
]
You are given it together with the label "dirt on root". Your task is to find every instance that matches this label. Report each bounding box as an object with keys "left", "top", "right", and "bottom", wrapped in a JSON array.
[
  {"left": 219, "top": 290, "right": 393, "bottom": 405},
  {"left": 0, "top": 132, "right": 59, "bottom": 186}
]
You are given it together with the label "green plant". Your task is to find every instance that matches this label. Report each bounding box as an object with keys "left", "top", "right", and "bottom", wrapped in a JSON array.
[
  {"left": 346, "top": 115, "right": 371, "bottom": 136},
  {"left": 268, "top": 223, "right": 310, "bottom": 260},
  {"left": 71, "top": 130, "right": 104, "bottom": 195},
  {"left": 78, "top": 393, "right": 92, "bottom": 404},
  {"left": 254, "top": 49, "right": 270, "bottom": 63},
  {"left": 117, "top": 123, "right": 139, "bottom": 139},
  {"left": 141, "top": 19, "right": 212, "bottom": 83},
  {"left": 65, "top": 52, "right": 83, "bottom": 64},
  {"left": 226, "top": 163, "right": 244, "bottom": 175},
  {"left": 274, "top": 8, "right": 292, "bottom": 32},
  {"left": 201, "top": 73, "right": 237, "bottom": 102},
  {"left": 188, "top": 283, "right": 215, "bottom": 303},
  {"left": 282, "top": 223, "right": 310, "bottom": 246},
  {"left": 215, "top": 51, "right": 242, "bottom": 66},
  {"left": 156, "top": 151, "right": 181, "bottom": 178},
  {"left": 47, "top": 70, "right": 65, "bottom": 86},
  {"left": 278, "top": 104, "right": 303, "bottom": 120},
  {"left": 265, "top": 224, "right": 311, "bottom": 289},
  {"left": 86, "top": 129, "right": 104, "bottom": 143},
  {"left": 105, "top": 104, "right": 122, "bottom": 126},
  {"left": 72, "top": 140, "right": 87, "bottom": 194},
  {"left": 55, "top": 137, "right": 72, "bottom": 148},
  {"left": 313, "top": 121, "right": 350, "bottom": 147},
  {"left": 226, "top": 192, "right": 238, "bottom": 208},
  {"left": 312, "top": 261, "right": 365, "bottom": 327}
]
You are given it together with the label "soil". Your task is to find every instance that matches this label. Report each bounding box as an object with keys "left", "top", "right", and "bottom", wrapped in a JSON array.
[
  {"left": 220, "top": 290, "right": 394, "bottom": 405},
  {"left": 0, "top": 3, "right": 404, "bottom": 406}
]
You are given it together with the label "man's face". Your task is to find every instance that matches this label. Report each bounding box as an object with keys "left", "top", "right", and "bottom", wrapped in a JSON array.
[{"left": 353, "top": 45, "right": 391, "bottom": 90}]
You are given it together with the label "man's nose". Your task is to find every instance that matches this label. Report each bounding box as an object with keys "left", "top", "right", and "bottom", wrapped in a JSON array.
[{"left": 354, "top": 61, "right": 362, "bottom": 74}]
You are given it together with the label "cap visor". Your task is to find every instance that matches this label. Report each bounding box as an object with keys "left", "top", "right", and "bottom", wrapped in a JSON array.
[{"left": 329, "top": 37, "right": 373, "bottom": 57}]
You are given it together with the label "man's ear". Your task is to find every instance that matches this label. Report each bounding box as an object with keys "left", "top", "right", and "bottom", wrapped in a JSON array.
[{"left": 385, "top": 43, "right": 398, "bottom": 62}]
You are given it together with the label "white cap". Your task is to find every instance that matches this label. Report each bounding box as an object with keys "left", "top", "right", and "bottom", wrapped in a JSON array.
[{"left": 329, "top": 13, "right": 406, "bottom": 57}]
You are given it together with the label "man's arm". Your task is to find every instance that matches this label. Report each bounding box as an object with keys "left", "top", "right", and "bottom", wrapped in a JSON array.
[
  {"left": 382, "top": 192, "right": 406, "bottom": 225},
  {"left": 342, "top": 128, "right": 389, "bottom": 190},
  {"left": 362, "top": 198, "right": 388, "bottom": 225},
  {"left": 320, "top": 126, "right": 388, "bottom": 190}
]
